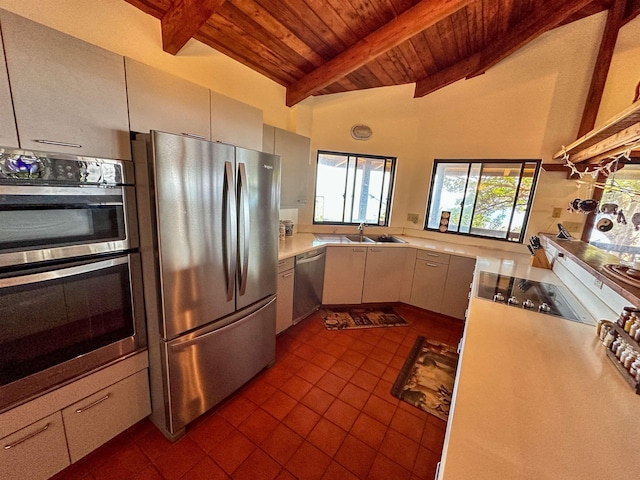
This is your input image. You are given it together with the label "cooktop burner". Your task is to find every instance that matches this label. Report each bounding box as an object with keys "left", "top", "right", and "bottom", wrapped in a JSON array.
[{"left": 476, "top": 271, "right": 582, "bottom": 322}]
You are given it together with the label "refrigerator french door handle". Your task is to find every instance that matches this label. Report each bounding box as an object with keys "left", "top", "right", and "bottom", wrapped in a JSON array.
[
  {"left": 224, "top": 161, "right": 236, "bottom": 302},
  {"left": 238, "top": 162, "right": 250, "bottom": 296}
]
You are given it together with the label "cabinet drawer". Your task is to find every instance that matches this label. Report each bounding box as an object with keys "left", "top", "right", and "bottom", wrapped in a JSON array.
[
  {"left": 416, "top": 250, "right": 450, "bottom": 264},
  {"left": 62, "top": 369, "right": 150, "bottom": 463},
  {"left": 278, "top": 256, "right": 295, "bottom": 273},
  {"left": 277, "top": 268, "right": 295, "bottom": 334},
  {"left": 0, "top": 412, "right": 70, "bottom": 480}
]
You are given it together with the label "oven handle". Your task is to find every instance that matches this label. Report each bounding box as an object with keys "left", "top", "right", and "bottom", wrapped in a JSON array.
[
  {"left": 0, "top": 185, "right": 126, "bottom": 196},
  {"left": 0, "top": 256, "right": 129, "bottom": 288}
]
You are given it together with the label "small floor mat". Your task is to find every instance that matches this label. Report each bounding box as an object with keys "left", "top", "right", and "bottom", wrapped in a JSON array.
[
  {"left": 321, "top": 307, "right": 409, "bottom": 330},
  {"left": 391, "top": 336, "right": 458, "bottom": 421}
]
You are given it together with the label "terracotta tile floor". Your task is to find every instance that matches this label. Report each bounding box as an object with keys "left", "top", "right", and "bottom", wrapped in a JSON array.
[{"left": 52, "top": 304, "right": 463, "bottom": 480}]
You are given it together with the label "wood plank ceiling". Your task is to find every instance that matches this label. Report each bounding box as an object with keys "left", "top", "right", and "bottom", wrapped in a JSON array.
[{"left": 125, "top": 0, "right": 640, "bottom": 106}]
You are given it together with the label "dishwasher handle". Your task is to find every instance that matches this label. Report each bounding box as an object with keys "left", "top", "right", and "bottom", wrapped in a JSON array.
[{"left": 296, "top": 251, "right": 326, "bottom": 265}]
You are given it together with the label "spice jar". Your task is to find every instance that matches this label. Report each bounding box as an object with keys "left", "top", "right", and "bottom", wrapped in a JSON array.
[
  {"left": 631, "top": 357, "right": 640, "bottom": 377},
  {"left": 616, "top": 340, "right": 627, "bottom": 359},
  {"left": 600, "top": 324, "right": 613, "bottom": 342},
  {"left": 603, "top": 328, "right": 617, "bottom": 348},
  {"left": 624, "top": 350, "right": 637, "bottom": 370},
  {"left": 621, "top": 346, "right": 633, "bottom": 365},
  {"left": 625, "top": 313, "right": 636, "bottom": 333},
  {"left": 630, "top": 319, "right": 640, "bottom": 339},
  {"left": 611, "top": 335, "right": 622, "bottom": 353}
]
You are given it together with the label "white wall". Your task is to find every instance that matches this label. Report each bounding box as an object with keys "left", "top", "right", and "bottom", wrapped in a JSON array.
[{"left": 305, "top": 13, "right": 611, "bottom": 253}]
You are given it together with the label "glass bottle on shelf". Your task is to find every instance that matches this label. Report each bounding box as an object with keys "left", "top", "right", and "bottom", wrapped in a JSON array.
[
  {"left": 616, "top": 340, "right": 627, "bottom": 360},
  {"left": 625, "top": 314, "right": 636, "bottom": 333},
  {"left": 603, "top": 328, "right": 617, "bottom": 348},
  {"left": 624, "top": 350, "right": 637, "bottom": 370},
  {"left": 611, "top": 336, "right": 622, "bottom": 353},
  {"left": 630, "top": 320, "right": 640, "bottom": 340}
]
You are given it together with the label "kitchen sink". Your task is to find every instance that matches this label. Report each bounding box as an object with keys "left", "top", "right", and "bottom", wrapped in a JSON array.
[
  {"left": 369, "top": 235, "right": 406, "bottom": 243},
  {"left": 344, "top": 234, "right": 375, "bottom": 243}
]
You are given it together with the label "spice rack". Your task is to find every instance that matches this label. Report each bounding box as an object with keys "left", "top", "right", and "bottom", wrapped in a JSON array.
[{"left": 603, "top": 322, "right": 640, "bottom": 394}]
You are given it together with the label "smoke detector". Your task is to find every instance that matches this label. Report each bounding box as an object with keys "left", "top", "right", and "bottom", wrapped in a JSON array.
[{"left": 350, "top": 124, "right": 372, "bottom": 141}]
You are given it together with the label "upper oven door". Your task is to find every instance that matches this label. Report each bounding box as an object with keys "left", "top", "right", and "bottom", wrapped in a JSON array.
[{"left": 0, "top": 184, "right": 138, "bottom": 267}]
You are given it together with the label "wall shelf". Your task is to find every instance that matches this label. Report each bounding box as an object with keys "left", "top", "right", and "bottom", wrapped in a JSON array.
[{"left": 552, "top": 99, "right": 640, "bottom": 164}]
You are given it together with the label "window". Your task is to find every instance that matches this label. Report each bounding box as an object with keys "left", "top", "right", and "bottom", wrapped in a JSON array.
[
  {"left": 588, "top": 162, "right": 640, "bottom": 262},
  {"left": 426, "top": 160, "right": 540, "bottom": 242},
  {"left": 313, "top": 150, "right": 396, "bottom": 225}
]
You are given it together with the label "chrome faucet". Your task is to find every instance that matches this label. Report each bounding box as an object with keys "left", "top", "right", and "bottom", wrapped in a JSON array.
[{"left": 357, "top": 222, "right": 365, "bottom": 241}]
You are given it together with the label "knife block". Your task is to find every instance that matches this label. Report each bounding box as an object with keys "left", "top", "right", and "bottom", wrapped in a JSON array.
[{"left": 530, "top": 248, "right": 552, "bottom": 269}]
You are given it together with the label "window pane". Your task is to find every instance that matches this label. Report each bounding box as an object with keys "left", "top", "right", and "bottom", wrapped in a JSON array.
[
  {"left": 426, "top": 159, "right": 540, "bottom": 243},
  {"left": 469, "top": 163, "right": 519, "bottom": 239},
  {"left": 459, "top": 164, "right": 481, "bottom": 234},
  {"left": 314, "top": 151, "right": 396, "bottom": 226},
  {"left": 427, "top": 163, "right": 469, "bottom": 230},
  {"left": 588, "top": 164, "right": 640, "bottom": 262},
  {"left": 314, "top": 153, "right": 348, "bottom": 223}
]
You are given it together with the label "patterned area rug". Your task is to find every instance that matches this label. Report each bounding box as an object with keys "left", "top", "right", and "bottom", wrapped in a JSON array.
[
  {"left": 391, "top": 336, "right": 458, "bottom": 421},
  {"left": 321, "top": 307, "right": 409, "bottom": 330}
]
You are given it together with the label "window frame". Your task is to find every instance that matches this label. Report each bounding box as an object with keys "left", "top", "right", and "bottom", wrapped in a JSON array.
[
  {"left": 424, "top": 159, "right": 541, "bottom": 243},
  {"left": 312, "top": 150, "right": 397, "bottom": 226}
]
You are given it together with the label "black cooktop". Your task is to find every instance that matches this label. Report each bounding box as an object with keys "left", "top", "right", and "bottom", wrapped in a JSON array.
[{"left": 476, "top": 271, "right": 580, "bottom": 321}]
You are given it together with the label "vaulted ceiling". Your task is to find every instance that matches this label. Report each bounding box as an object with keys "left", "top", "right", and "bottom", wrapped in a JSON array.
[{"left": 125, "top": 0, "right": 640, "bottom": 106}]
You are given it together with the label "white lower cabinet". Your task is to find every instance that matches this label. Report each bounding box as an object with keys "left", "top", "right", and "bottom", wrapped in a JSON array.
[
  {"left": 322, "top": 246, "right": 367, "bottom": 304},
  {"left": 63, "top": 369, "right": 151, "bottom": 463},
  {"left": 409, "top": 251, "right": 475, "bottom": 320},
  {"left": 0, "top": 412, "right": 70, "bottom": 480},
  {"left": 440, "top": 255, "right": 476, "bottom": 319},
  {"left": 361, "top": 247, "right": 409, "bottom": 303},
  {"left": 0, "top": 352, "right": 150, "bottom": 480},
  {"left": 410, "top": 254, "right": 449, "bottom": 312},
  {"left": 276, "top": 257, "right": 295, "bottom": 334}
]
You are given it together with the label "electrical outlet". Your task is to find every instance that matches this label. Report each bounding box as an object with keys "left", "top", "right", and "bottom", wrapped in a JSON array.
[
  {"left": 407, "top": 213, "right": 419, "bottom": 224},
  {"left": 593, "top": 278, "right": 603, "bottom": 289},
  {"left": 552, "top": 207, "right": 562, "bottom": 218}
]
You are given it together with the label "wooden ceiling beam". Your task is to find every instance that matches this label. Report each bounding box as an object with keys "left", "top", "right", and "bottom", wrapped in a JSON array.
[
  {"left": 285, "top": 0, "right": 475, "bottom": 107},
  {"left": 623, "top": 0, "right": 640, "bottom": 24},
  {"left": 414, "top": 0, "right": 594, "bottom": 98},
  {"left": 161, "top": 0, "right": 226, "bottom": 55},
  {"left": 578, "top": 0, "right": 627, "bottom": 138}
]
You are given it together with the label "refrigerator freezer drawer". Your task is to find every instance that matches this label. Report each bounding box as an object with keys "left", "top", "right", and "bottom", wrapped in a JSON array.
[{"left": 164, "top": 298, "right": 276, "bottom": 435}]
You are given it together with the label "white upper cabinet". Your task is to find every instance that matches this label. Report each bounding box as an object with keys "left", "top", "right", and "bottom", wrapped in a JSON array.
[
  {"left": 126, "top": 58, "right": 211, "bottom": 140},
  {"left": 210, "top": 90, "right": 262, "bottom": 150},
  {"left": 0, "top": 27, "right": 17, "bottom": 148},
  {"left": 263, "top": 125, "right": 311, "bottom": 208},
  {"left": 0, "top": 10, "right": 131, "bottom": 159}
]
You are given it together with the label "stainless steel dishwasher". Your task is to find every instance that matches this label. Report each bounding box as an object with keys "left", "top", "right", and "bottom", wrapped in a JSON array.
[{"left": 293, "top": 248, "right": 326, "bottom": 324}]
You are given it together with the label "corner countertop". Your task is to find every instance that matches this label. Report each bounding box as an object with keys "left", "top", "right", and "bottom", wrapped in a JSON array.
[{"left": 281, "top": 233, "right": 640, "bottom": 479}]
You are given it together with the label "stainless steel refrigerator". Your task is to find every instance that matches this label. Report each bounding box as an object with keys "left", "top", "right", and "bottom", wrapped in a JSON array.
[{"left": 132, "top": 131, "right": 280, "bottom": 440}]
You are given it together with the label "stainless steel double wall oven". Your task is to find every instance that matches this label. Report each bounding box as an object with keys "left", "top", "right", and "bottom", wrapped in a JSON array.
[{"left": 0, "top": 147, "right": 146, "bottom": 411}]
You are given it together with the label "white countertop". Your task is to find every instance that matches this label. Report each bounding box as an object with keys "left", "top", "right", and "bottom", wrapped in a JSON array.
[{"left": 281, "top": 233, "right": 640, "bottom": 478}]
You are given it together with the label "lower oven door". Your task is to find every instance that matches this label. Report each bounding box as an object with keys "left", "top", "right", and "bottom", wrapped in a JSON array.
[{"left": 0, "top": 253, "right": 146, "bottom": 411}]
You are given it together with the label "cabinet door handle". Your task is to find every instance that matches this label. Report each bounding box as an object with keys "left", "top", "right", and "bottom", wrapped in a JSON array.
[
  {"left": 181, "top": 132, "right": 206, "bottom": 140},
  {"left": 426, "top": 262, "right": 439, "bottom": 267},
  {"left": 425, "top": 252, "right": 440, "bottom": 257},
  {"left": 75, "top": 394, "right": 111, "bottom": 413},
  {"left": 281, "top": 272, "right": 294, "bottom": 278},
  {"left": 370, "top": 248, "right": 383, "bottom": 253},
  {"left": 34, "top": 139, "right": 82, "bottom": 148},
  {"left": 3, "top": 423, "right": 50, "bottom": 450},
  {"left": 352, "top": 248, "right": 365, "bottom": 252}
]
